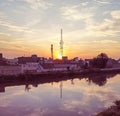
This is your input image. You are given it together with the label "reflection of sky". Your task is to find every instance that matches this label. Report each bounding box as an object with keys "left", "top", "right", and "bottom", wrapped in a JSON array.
[{"left": 0, "top": 74, "right": 120, "bottom": 116}]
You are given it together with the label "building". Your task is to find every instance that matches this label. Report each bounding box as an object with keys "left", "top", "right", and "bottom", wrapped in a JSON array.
[
  {"left": 0, "top": 53, "right": 3, "bottom": 60},
  {"left": 118, "top": 59, "right": 120, "bottom": 64},
  {"left": 6, "top": 58, "right": 18, "bottom": 65},
  {"left": 0, "top": 54, "right": 7, "bottom": 65},
  {"left": 62, "top": 56, "right": 68, "bottom": 62},
  {"left": 106, "top": 58, "right": 120, "bottom": 68},
  {"left": 21, "top": 63, "right": 44, "bottom": 73},
  {"left": 54, "top": 63, "right": 78, "bottom": 71},
  {"left": 18, "top": 55, "right": 39, "bottom": 64},
  {"left": 0, "top": 66, "right": 21, "bottom": 76}
]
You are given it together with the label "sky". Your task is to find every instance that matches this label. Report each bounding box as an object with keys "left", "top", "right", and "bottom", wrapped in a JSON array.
[{"left": 0, "top": 0, "right": 120, "bottom": 59}]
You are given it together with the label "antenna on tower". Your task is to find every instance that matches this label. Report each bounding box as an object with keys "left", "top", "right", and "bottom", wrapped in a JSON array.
[
  {"left": 51, "top": 44, "right": 53, "bottom": 60},
  {"left": 60, "top": 29, "right": 64, "bottom": 57}
]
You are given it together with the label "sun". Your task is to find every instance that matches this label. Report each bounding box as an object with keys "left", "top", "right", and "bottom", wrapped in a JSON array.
[{"left": 57, "top": 53, "right": 62, "bottom": 59}]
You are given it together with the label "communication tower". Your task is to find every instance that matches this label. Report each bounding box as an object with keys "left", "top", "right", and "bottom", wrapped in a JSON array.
[{"left": 60, "top": 29, "right": 64, "bottom": 57}]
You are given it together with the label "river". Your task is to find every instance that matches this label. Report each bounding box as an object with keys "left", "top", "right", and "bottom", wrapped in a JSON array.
[{"left": 0, "top": 73, "right": 120, "bottom": 116}]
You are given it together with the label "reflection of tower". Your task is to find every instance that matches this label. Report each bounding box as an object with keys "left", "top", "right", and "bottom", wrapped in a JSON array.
[
  {"left": 60, "top": 29, "right": 64, "bottom": 57},
  {"left": 51, "top": 44, "right": 53, "bottom": 60},
  {"left": 71, "top": 79, "right": 74, "bottom": 85},
  {"left": 60, "top": 81, "right": 63, "bottom": 99}
]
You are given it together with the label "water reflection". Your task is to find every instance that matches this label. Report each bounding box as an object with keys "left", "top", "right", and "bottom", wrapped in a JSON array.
[
  {"left": 0, "top": 73, "right": 118, "bottom": 93},
  {"left": 0, "top": 73, "right": 120, "bottom": 116},
  {"left": 87, "top": 73, "right": 116, "bottom": 86}
]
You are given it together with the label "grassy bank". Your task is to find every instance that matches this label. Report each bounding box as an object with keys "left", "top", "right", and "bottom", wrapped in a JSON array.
[{"left": 96, "top": 100, "right": 120, "bottom": 116}]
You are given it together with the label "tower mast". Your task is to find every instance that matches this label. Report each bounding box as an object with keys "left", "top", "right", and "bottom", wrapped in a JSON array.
[{"left": 60, "top": 29, "right": 64, "bottom": 57}]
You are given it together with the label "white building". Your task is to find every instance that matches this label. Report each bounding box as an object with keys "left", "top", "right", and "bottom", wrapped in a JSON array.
[
  {"left": 21, "top": 63, "right": 44, "bottom": 73},
  {"left": 21, "top": 63, "right": 80, "bottom": 74},
  {"left": 54, "top": 63, "right": 78, "bottom": 71}
]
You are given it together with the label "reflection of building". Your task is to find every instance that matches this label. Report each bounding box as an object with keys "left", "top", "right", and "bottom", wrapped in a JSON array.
[{"left": 0, "top": 72, "right": 117, "bottom": 93}]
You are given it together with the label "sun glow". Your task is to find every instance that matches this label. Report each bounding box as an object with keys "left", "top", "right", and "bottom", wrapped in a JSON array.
[{"left": 57, "top": 53, "right": 62, "bottom": 59}]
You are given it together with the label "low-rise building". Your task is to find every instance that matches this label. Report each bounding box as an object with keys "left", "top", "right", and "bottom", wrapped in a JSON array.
[
  {"left": 0, "top": 66, "right": 21, "bottom": 76},
  {"left": 6, "top": 58, "right": 18, "bottom": 65},
  {"left": 118, "top": 59, "right": 120, "bottom": 64},
  {"left": 21, "top": 62, "right": 80, "bottom": 74},
  {"left": 21, "top": 63, "right": 44, "bottom": 73}
]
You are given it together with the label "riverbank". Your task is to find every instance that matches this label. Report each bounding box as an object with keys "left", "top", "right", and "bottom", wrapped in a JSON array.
[
  {"left": 0, "top": 67, "right": 120, "bottom": 78},
  {"left": 0, "top": 69, "right": 119, "bottom": 90},
  {"left": 96, "top": 100, "right": 120, "bottom": 116}
]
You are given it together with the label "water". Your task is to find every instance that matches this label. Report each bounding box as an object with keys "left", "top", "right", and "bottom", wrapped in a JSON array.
[{"left": 0, "top": 73, "right": 120, "bottom": 116}]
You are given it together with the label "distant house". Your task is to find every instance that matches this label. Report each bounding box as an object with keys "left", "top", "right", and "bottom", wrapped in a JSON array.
[
  {"left": 106, "top": 58, "right": 120, "bottom": 68},
  {"left": 0, "top": 53, "right": 7, "bottom": 66},
  {"left": 0, "top": 53, "right": 3, "bottom": 60},
  {"left": 118, "top": 59, "right": 120, "bottom": 63},
  {"left": 72, "top": 57, "right": 79, "bottom": 63},
  {"left": 18, "top": 56, "right": 39, "bottom": 64},
  {"left": 18, "top": 55, "right": 49, "bottom": 64},
  {"left": 6, "top": 58, "right": 18, "bottom": 65}
]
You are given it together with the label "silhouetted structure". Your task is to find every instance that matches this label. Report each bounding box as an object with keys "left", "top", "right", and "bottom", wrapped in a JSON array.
[
  {"left": 51, "top": 44, "right": 54, "bottom": 60},
  {"left": 60, "top": 29, "right": 64, "bottom": 57},
  {"left": 0, "top": 53, "right": 3, "bottom": 60},
  {"left": 18, "top": 55, "right": 39, "bottom": 64}
]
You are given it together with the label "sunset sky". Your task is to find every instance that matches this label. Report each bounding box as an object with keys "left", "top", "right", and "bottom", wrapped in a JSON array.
[{"left": 0, "top": 0, "right": 120, "bottom": 59}]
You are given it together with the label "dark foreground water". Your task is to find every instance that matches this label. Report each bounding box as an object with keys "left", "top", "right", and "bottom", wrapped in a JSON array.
[{"left": 0, "top": 73, "right": 120, "bottom": 116}]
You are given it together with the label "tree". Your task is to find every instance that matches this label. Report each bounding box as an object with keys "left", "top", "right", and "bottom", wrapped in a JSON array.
[{"left": 90, "top": 53, "right": 109, "bottom": 68}]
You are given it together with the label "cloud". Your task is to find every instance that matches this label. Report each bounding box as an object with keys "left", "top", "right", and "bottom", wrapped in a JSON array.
[
  {"left": 85, "top": 10, "right": 120, "bottom": 36},
  {"left": 0, "top": 20, "right": 32, "bottom": 33},
  {"left": 61, "top": 5, "right": 94, "bottom": 21},
  {"left": 111, "top": 10, "right": 120, "bottom": 19},
  {"left": 60, "top": 84, "right": 119, "bottom": 115},
  {"left": 0, "top": 10, "right": 33, "bottom": 34},
  {"left": 0, "top": 32, "right": 10, "bottom": 36},
  {"left": 81, "top": 2, "right": 89, "bottom": 6},
  {"left": 0, "top": 12, "right": 6, "bottom": 18},
  {"left": 98, "top": 19, "right": 120, "bottom": 32},
  {"left": 94, "top": 0, "right": 111, "bottom": 4},
  {"left": 8, "top": 0, "right": 53, "bottom": 10},
  {"left": 93, "top": 40, "right": 119, "bottom": 44}
]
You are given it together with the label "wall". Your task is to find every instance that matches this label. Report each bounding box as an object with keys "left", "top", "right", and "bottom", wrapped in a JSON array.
[{"left": 0, "top": 66, "right": 21, "bottom": 75}]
